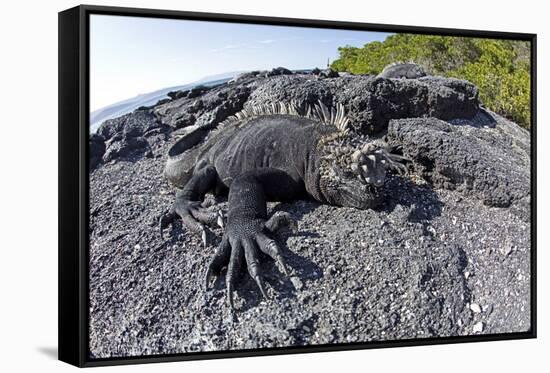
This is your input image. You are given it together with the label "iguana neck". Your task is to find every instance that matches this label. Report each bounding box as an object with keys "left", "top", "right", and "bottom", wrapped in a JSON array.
[{"left": 303, "top": 149, "right": 326, "bottom": 203}]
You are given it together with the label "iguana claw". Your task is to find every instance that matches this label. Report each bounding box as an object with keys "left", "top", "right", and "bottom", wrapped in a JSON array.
[
  {"left": 201, "top": 227, "right": 207, "bottom": 248},
  {"left": 217, "top": 210, "right": 225, "bottom": 230},
  {"left": 159, "top": 197, "right": 225, "bottom": 247},
  {"left": 204, "top": 212, "right": 291, "bottom": 310}
]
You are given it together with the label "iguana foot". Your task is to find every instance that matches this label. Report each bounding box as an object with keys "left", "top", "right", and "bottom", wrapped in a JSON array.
[
  {"left": 204, "top": 215, "right": 291, "bottom": 310},
  {"left": 159, "top": 201, "right": 224, "bottom": 247}
]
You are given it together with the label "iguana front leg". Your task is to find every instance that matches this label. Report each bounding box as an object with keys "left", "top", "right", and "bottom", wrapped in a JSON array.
[
  {"left": 160, "top": 160, "right": 223, "bottom": 246},
  {"left": 204, "top": 168, "right": 299, "bottom": 310}
]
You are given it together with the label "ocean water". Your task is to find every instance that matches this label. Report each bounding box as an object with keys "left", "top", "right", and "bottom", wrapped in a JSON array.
[{"left": 89, "top": 74, "right": 238, "bottom": 133}]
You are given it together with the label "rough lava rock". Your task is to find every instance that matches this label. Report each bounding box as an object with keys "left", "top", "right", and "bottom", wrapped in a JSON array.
[
  {"left": 265, "top": 66, "right": 293, "bottom": 77},
  {"left": 93, "top": 110, "right": 167, "bottom": 167},
  {"left": 312, "top": 67, "right": 340, "bottom": 78},
  {"left": 387, "top": 113, "right": 530, "bottom": 214},
  {"left": 152, "top": 84, "right": 251, "bottom": 129},
  {"left": 245, "top": 75, "right": 479, "bottom": 134},
  {"left": 88, "top": 67, "right": 531, "bottom": 358},
  {"left": 89, "top": 133, "right": 106, "bottom": 170}
]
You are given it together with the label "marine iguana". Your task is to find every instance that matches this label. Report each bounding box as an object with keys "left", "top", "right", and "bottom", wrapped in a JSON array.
[
  {"left": 159, "top": 101, "right": 408, "bottom": 309},
  {"left": 377, "top": 62, "right": 427, "bottom": 79}
]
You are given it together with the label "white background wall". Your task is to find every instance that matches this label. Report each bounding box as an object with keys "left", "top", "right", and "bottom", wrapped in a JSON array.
[{"left": 0, "top": 0, "right": 547, "bottom": 371}]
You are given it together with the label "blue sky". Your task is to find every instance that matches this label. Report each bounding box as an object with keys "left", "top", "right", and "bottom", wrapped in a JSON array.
[{"left": 90, "top": 15, "right": 391, "bottom": 111}]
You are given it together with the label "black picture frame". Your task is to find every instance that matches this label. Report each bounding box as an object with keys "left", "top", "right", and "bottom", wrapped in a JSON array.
[{"left": 58, "top": 4, "right": 537, "bottom": 367}]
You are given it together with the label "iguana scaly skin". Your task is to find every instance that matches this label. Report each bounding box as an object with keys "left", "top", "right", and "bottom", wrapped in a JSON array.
[
  {"left": 160, "top": 101, "right": 407, "bottom": 310},
  {"left": 377, "top": 62, "right": 427, "bottom": 79}
]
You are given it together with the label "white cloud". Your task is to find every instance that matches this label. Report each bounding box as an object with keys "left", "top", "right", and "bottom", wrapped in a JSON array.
[
  {"left": 209, "top": 37, "right": 306, "bottom": 53},
  {"left": 320, "top": 37, "right": 359, "bottom": 43},
  {"left": 209, "top": 44, "right": 242, "bottom": 52}
]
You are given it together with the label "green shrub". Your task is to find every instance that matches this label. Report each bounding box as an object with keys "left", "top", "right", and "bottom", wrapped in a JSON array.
[{"left": 331, "top": 34, "right": 531, "bottom": 128}]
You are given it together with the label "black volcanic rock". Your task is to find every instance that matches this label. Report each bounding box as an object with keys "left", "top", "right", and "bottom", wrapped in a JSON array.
[
  {"left": 173, "top": 113, "right": 196, "bottom": 129},
  {"left": 102, "top": 135, "right": 152, "bottom": 163},
  {"left": 311, "top": 67, "right": 322, "bottom": 75},
  {"left": 94, "top": 110, "right": 164, "bottom": 165},
  {"left": 265, "top": 66, "right": 293, "bottom": 77},
  {"left": 187, "top": 85, "right": 209, "bottom": 98},
  {"left": 88, "top": 67, "right": 531, "bottom": 358},
  {"left": 97, "top": 110, "right": 160, "bottom": 140},
  {"left": 229, "top": 70, "right": 261, "bottom": 83},
  {"left": 319, "top": 68, "right": 339, "bottom": 78},
  {"left": 153, "top": 85, "right": 251, "bottom": 129},
  {"left": 167, "top": 90, "right": 189, "bottom": 100},
  {"left": 244, "top": 74, "right": 479, "bottom": 134},
  {"left": 387, "top": 114, "right": 530, "bottom": 213},
  {"left": 89, "top": 133, "right": 105, "bottom": 170}
]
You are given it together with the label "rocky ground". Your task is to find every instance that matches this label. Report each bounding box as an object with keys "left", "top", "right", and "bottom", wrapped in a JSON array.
[{"left": 88, "top": 67, "right": 531, "bottom": 358}]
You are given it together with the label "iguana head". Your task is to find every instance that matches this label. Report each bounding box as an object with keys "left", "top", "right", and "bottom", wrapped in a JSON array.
[{"left": 318, "top": 138, "right": 408, "bottom": 209}]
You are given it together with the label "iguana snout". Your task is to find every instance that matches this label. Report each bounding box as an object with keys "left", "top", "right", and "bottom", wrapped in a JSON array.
[
  {"left": 351, "top": 145, "right": 387, "bottom": 187},
  {"left": 319, "top": 140, "right": 410, "bottom": 209},
  {"left": 350, "top": 142, "right": 408, "bottom": 187}
]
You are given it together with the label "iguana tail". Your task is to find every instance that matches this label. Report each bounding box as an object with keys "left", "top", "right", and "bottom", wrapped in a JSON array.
[{"left": 164, "top": 126, "right": 209, "bottom": 188}]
